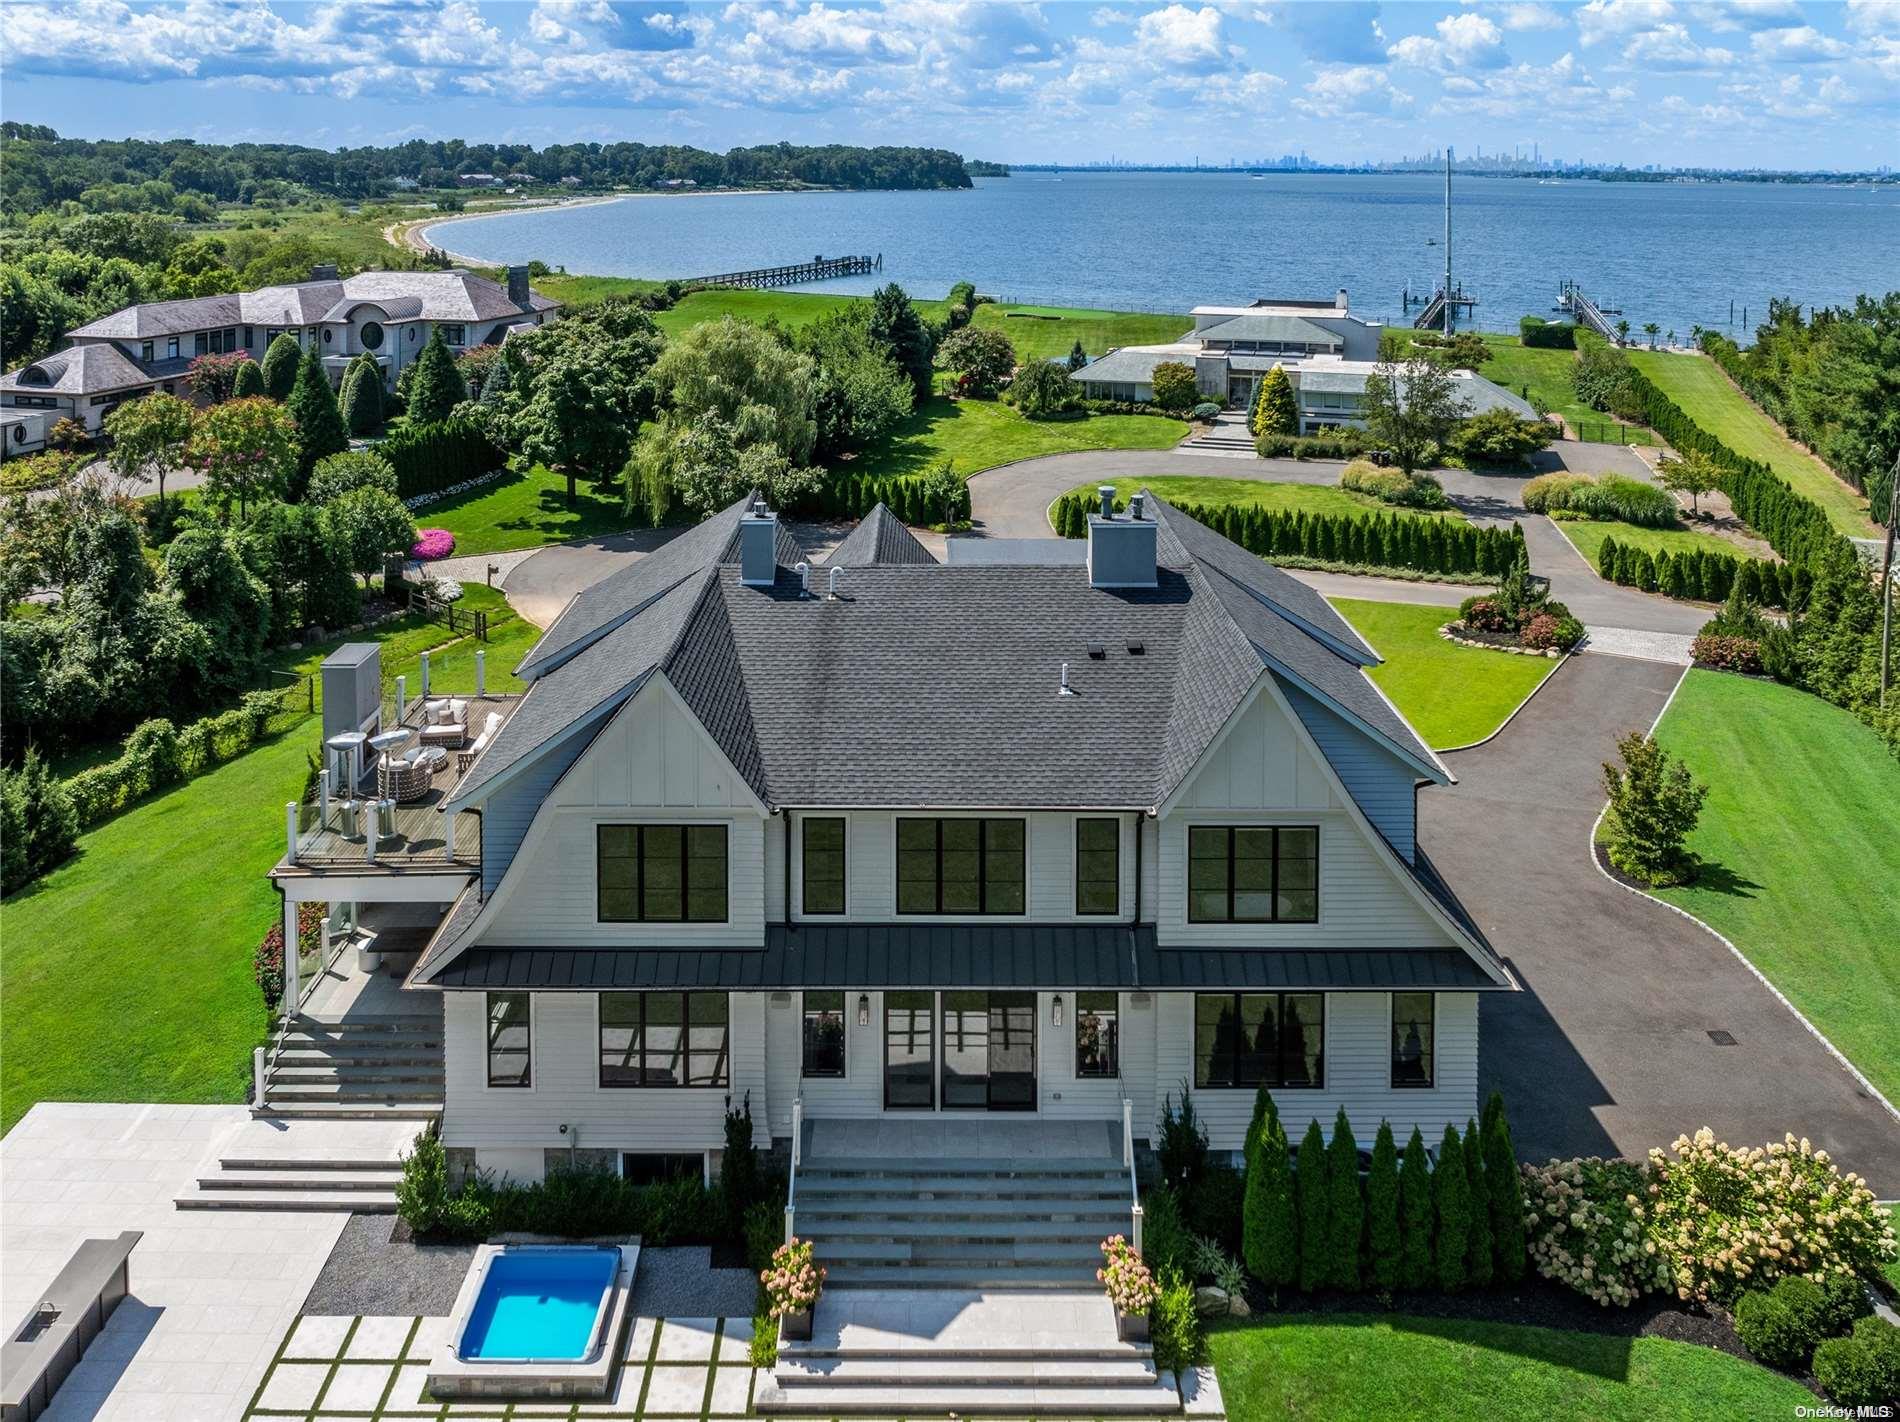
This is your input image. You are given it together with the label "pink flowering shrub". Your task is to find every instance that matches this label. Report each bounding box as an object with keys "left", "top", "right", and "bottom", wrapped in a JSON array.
[
  {"left": 760, "top": 1237, "right": 824, "bottom": 1317},
  {"left": 1646, "top": 1130, "right": 1897, "bottom": 1305},
  {"left": 1097, "top": 1233, "right": 1160, "bottom": 1315},
  {"left": 412, "top": 528, "right": 455, "bottom": 560},
  {"left": 1521, "top": 1156, "right": 1671, "bottom": 1307}
]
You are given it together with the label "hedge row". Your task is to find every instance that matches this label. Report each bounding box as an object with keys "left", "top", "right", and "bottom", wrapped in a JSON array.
[
  {"left": 812, "top": 471, "right": 970, "bottom": 524},
  {"left": 64, "top": 690, "right": 288, "bottom": 829},
  {"left": 1620, "top": 362, "right": 1850, "bottom": 569},
  {"left": 1053, "top": 492, "right": 1526, "bottom": 579},
  {"left": 1518, "top": 316, "right": 1577, "bottom": 350},
  {"left": 377, "top": 417, "right": 505, "bottom": 501},
  {"left": 1594, "top": 535, "right": 1805, "bottom": 611}
]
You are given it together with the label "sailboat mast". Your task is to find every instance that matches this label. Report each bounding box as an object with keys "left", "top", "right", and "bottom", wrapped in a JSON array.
[{"left": 1444, "top": 146, "right": 1454, "bottom": 337}]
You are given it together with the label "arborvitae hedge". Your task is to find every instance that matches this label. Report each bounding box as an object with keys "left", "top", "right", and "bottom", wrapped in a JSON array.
[
  {"left": 816, "top": 471, "right": 971, "bottom": 525},
  {"left": 378, "top": 417, "right": 504, "bottom": 500},
  {"left": 1463, "top": 1118, "right": 1494, "bottom": 1288},
  {"left": 1433, "top": 1124, "right": 1471, "bottom": 1292},
  {"left": 1053, "top": 491, "right": 1524, "bottom": 580},
  {"left": 1482, "top": 1092, "right": 1528, "bottom": 1284},
  {"left": 1327, "top": 1108, "right": 1365, "bottom": 1291},
  {"left": 1593, "top": 533, "right": 1808, "bottom": 610},
  {"left": 1243, "top": 1093, "right": 1298, "bottom": 1289},
  {"left": 1296, "top": 1118, "right": 1330, "bottom": 1293},
  {"left": 1365, "top": 1121, "right": 1402, "bottom": 1290},
  {"left": 1398, "top": 1127, "right": 1434, "bottom": 1290}
]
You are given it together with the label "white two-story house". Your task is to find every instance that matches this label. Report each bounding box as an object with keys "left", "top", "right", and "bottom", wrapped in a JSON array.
[{"left": 326, "top": 491, "right": 1515, "bottom": 1191}]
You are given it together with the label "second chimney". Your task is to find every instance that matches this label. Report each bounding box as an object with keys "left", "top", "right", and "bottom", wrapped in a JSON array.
[
  {"left": 310, "top": 263, "right": 340, "bottom": 282},
  {"left": 507, "top": 265, "right": 532, "bottom": 309},
  {"left": 739, "top": 500, "right": 778, "bottom": 587},
  {"left": 1335, "top": 287, "right": 1349, "bottom": 311},
  {"left": 1087, "top": 491, "right": 1157, "bottom": 590}
]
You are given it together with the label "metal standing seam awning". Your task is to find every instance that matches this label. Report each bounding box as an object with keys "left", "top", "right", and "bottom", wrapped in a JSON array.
[{"left": 423, "top": 924, "right": 1507, "bottom": 991}]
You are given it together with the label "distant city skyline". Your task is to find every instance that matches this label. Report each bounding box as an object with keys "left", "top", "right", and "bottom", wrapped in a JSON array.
[{"left": 3, "top": 1, "right": 1897, "bottom": 172}]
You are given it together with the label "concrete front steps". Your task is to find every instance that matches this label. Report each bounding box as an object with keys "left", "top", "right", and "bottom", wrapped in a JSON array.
[
  {"left": 174, "top": 1117, "right": 422, "bottom": 1213},
  {"left": 256, "top": 1014, "right": 444, "bottom": 1122}
]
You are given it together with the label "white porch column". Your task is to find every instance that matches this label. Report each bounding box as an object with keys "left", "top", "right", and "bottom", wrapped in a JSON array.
[
  {"left": 474, "top": 651, "right": 485, "bottom": 696},
  {"left": 396, "top": 675, "right": 407, "bottom": 722},
  {"left": 282, "top": 894, "right": 300, "bottom": 1016},
  {"left": 284, "top": 801, "right": 299, "bottom": 864},
  {"left": 420, "top": 651, "right": 431, "bottom": 699}
]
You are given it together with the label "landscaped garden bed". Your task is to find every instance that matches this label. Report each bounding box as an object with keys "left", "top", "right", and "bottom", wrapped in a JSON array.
[{"left": 1442, "top": 554, "right": 1584, "bottom": 656}]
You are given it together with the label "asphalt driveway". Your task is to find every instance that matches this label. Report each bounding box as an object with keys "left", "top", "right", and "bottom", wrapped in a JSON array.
[{"left": 1421, "top": 654, "right": 1900, "bottom": 1191}]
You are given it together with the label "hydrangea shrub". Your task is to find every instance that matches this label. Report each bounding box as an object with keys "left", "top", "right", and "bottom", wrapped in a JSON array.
[
  {"left": 1098, "top": 1234, "right": 1160, "bottom": 1315},
  {"left": 1521, "top": 1156, "right": 1671, "bottom": 1306},
  {"left": 760, "top": 1237, "right": 824, "bottom": 1317}
]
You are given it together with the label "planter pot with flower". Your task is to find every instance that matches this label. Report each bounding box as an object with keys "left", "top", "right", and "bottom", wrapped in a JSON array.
[
  {"left": 763, "top": 1237, "right": 824, "bottom": 1343},
  {"left": 1097, "top": 1234, "right": 1159, "bottom": 1344}
]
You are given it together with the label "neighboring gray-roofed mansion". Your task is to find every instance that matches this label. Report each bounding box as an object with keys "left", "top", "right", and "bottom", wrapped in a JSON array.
[
  {"left": 270, "top": 491, "right": 1512, "bottom": 1188},
  {"left": 0, "top": 264, "right": 557, "bottom": 454},
  {"left": 1076, "top": 292, "right": 1536, "bottom": 432}
]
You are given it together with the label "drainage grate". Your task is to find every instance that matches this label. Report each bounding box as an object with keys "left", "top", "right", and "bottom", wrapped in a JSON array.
[{"left": 1707, "top": 1029, "right": 1738, "bottom": 1046}]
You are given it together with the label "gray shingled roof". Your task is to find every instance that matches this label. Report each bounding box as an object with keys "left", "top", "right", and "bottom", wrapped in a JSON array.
[
  {"left": 1072, "top": 346, "right": 1188, "bottom": 386},
  {"left": 0, "top": 343, "right": 154, "bottom": 396},
  {"left": 1196, "top": 313, "right": 1342, "bottom": 347},
  {"left": 827, "top": 503, "right": 938, "bottom": 567}
]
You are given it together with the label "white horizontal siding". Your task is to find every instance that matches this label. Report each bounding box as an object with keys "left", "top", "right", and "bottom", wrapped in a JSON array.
[{"left": 1149, "top": 991, "right": 1478, "bottom": 1153}]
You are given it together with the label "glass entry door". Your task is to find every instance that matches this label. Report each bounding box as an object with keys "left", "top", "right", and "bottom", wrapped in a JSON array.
[
  {"left": 884, "top": 991, "right": 935, "bottom": 1109},
  {"left": 940, "top": 991, "right": 1036, "bottom": 1111}
]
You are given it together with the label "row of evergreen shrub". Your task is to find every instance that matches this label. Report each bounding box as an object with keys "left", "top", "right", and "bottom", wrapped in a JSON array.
[
  {"left": 63, "top": 690, "right": 289, "bottom": 829},
  {"left": 1594, "top": 535, "right": 1805, "bottom": 611},
  {"left": 812, "top": 470, "right": 970, "bottom": 524},
  {"left": 1052, "top": 491, "right": 1527, "bottom": 580},
  {"left": 1254, "top": 428, "right": 1378, "bottom": 460},
  {"left": 377, "top": 417, "right": 505, "bottom": 501},
  {"left": 1518, "top": 316, "right": 1577, "bottom": 349}
]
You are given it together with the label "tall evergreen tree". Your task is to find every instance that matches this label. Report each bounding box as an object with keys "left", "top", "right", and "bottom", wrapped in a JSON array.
[
  {"left": 260, "top": 332, "right": 302, "bottom": 401},
  {"left": 1253, "top": 364, "right": 1297, "bottom": 437},
  {"left": 1433, "top": 1124, "right": 1471, "bottom": 1292},
  {"left": 1366, "top": 1121, "right": 1402, "bottom": 1290},
  {"left": 867, "top": 283, "right": 934, "bottom": 407},
  {"left": 339, "top": 355, "right": 384, "bottom": 435},
  {"left": 286, "top": 345, "right": 348, "bottom": 494},
  {"left": 1463, "top": 1118, "right": 1494, "bottom": 1287},
  {"left": 233, "top": 358, "right": 266, "bottom": 399},
  {"left": 1398, "top": 1127, "right": 1434, "bottom": 1290},
  {"left": 1066, "top": 338, "right": 1087, "bottom": 373},
  {"left": 1482, "top": 1092, "right": 1529, "bottom": 1283},
  {"left": 1326, "top": 1108, "right": 1364, "bottom": 1291},
  {"left": 1243, "top": 1093, "right": 1297, "bottom": 1289},
  {"left": 1296, "top": 1118, "right": 1329, "bottom": 1292},
  {"left": 405, "top": 326, "right": 468, "bottom": 425}
]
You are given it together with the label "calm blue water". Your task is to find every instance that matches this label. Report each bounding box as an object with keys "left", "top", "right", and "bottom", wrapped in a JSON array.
[
  {"left": 460, "top": 1249, "right": 615, "bottom": 1361},
  {"left": 428, "top": 171, "right": 1900, "bottom": 342}
]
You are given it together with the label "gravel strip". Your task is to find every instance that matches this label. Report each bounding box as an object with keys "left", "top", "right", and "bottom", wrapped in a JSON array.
[{"left": 1579, "top": 626, "right": 1696, "bottom": 665}]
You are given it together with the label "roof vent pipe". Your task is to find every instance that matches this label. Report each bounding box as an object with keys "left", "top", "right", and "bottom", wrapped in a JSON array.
[
  {"left": 795, "top": 560, "right": 812, "bottom": 598},
  {"left": 1059, "top": 662, "right": 1076, "bottom": 697},
  {"left": 1128, "top": 492, "right": 1146, "bottom": 520},
  {"left": 827, "top": 566, "right": 844, "bottom": 600},
  {"left": 1097, "top": 484, "right": 1115, "bottom": 520}
]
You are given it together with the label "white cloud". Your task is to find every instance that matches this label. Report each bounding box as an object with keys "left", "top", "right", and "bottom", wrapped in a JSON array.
[
  {"left": 1575, "top": 0, "right": 1676, "bottom": 46},
  {"left": 1623, "top": 22, "right": 1736, "bottom": 68},
  {"left": 1844, "top": 0, "right": 1900, "bottom": 37},
  {"left": 1388, "top": 12, "right": 1510, "bottom": 69},
  {"left": 1750, "top": 24, "right": 1850, "bottom": 60},
  {"left": 733, "top": 3, "right": 917, "bottom": 64},
  {"left": 1496, "top": 3, "right": 1568, "bottom": 32},
  {"left": 1295, "top": 65, "right": 1414, "bottom": 115},
  {"left": 1686, "top": 0, "right": 1803, "bottom": 32},
  {"left": 1132, "top": 5, "right": 1232, "bottom": 72}
]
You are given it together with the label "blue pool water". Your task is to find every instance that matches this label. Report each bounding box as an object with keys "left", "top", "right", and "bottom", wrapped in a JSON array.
[{"left": 459, "top": 1248, "right": 617, "bottom": 1362}]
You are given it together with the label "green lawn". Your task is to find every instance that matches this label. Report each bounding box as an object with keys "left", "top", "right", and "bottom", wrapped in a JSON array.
[
  {"left": 1649, "top": 671, "right": 1900, "bottom": 1105},
  {"left": 1554, "top": 517, "right": 1763, "bottom": 573},
  {"left": 1329, "top": 598, "right": 1556, "bottom": 750},
  {"left": 1479, "top": 336, "right": 1660, "bottom": 446},
  {"left": 1, "top": 602, "right": 541, "bottom": 1136},
  {"left": 1208, "top": 1314, "right": 1812, "bottom": 1421},
  {"left": 1074, "top": 476, "right": 1466, "bottom": 523},
  {"left": 850, "top": 397, "right": 1186, "bottom": 481},
  {"left": 964, "top": 302, "right": 1186, "bottom": 363},
  {"left": 417, "top": 464, "right": 632, "bottom": 557},
  {"left": 1628, "top": 351, "right": 1878, "bottom": 538}
]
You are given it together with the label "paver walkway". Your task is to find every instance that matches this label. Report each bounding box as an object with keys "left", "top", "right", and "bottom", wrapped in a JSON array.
[{"left": 1420, "top": 655, "right": 1900, "bottom": 1193}]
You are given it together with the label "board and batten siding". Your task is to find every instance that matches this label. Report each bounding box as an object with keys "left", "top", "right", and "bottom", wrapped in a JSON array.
[
  {"left": 479, "top": 725, "right": 599, "bottom": 896},
  {"left": 1150, "top": 991, "right": 1478, "bottom": 1152},
  {"left": 1282, "top": 682, "right": 1421, "bottom": 862},
  {"left": 441, "top": 989, "right": 771, "bottom": 1172}
]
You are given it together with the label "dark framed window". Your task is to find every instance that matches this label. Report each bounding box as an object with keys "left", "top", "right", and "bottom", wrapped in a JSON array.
[
  {"left": 442, "top": 324, "right": 467, "bottom": 345},
  {"left": 620, "top": 1152, "right": 703, "bottom": 1186},
  {"left": 801, "top": 991, "right": 846, "bottom": 1077},
  {"left": 360, "top": 321, "right": 385, "bottom": 351},
  {"left": 1187, "top": 826, "right": 1319, "bottom": 923},
  {"left": 141, "top": 342, "right": 154, "bottom": 362},
  {"left": 802, "top": 818, "right": 845, "bottom": 915},
  {"left": 1391, "top": 993, "right": 1435, "bottom": 1088},
  {"left": 1075, "top": 818, "right": 1119, "bottom": 916},
  {"left": 896, "top": 818, "right": 1025, "bottom": 914},
  {"left": 599, "top": 992, "right": 729, "bottom": 1087},
  {"left": 194, "top": 332, "right": 209, "bottom": 356},
  {"left": 596, "top": 824, "right": 727, "bottom": 922},
  {"left": 166, "top": 338, "right": 179, "bottom": 359},
  {"left": 1075, "top": 991, "right": 1118, "bottom": 1077},
  {"left": 1193, "top": 992, "right": 1323, "bottom": 1089},
  {"left": 244, "top": 326, "right": 254, "bottom": 347},
  {"left": 486, "top": 992, "right": 531, "bottom": 1087}
]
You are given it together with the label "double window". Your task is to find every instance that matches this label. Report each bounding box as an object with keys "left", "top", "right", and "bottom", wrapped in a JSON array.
[
  {"left": 1193, "top": 992, "right": 1323, "bottom": 1089},
  {"left": 1074, "top": 991, "right": 1118, "bottom": 1077},
  {"left": 801, "top": 991, "right": 846, "bottom": 1077},
  {"left": 1075, "top": 818, "right": 1119, "bottom": 916},
  {"left": 486, "top": 992, "right": 531, "bottom": 1087},
  {"left": 1187, "top": 826, "right": 1318, "bottom": 923},
  {"left": 1391, "top": 992, "right": 1435, "bottom": 1088},
  {"left": 802, "top": 818, "right": 845, "bottom": 914},
  {"left": 441, "top": 324, "right": 467, "bottom": 346},
  {"left": 598, "top": 992, "right": 729, "bottom": 1087},
  {"left": 597, "top": 824, "right": 727, "bottom": 923},
  {"left": 896, "top": 818, "right": 1025, "bottom": 915}
]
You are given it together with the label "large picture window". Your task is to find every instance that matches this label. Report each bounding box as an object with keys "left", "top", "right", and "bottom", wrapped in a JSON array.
[
  {"left": 597, "top": 824, "right": 728, "bottom": 923},
  {"left": 1074, "top": 991, "right": 1118, "bottom": 1077},
  {"left": 801, "top": 991, "right": 846, "bottom": 1077},
  {"left": 599, "top": 992, "right": 729, "bottom": 1087},
  {"left": 486, "top": 992, "right": 531, "bottom": 1088},
  {"left": 896, "top": 818, "right": 1025, "bottom": 915},
  {"left": 1075, "top": 819, "right": 1119, "bottom": 916},
  {"left": 1187, "top": 826, "right": 1319, "bottom": 923},
  {"left": 802, "top": 818, "right": 846, "bottom": 915},
  {"left": 1193, "top": 992, "right": 1323, "bottom": 1089},
  {"left": 1391, "top": 992, "right": 1435, "bottom": 1088}
]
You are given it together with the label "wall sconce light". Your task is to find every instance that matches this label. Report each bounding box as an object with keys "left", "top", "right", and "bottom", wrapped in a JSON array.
[
  {"left": 1051, "top": 994, "right": 1064, "bottom": 1027},
  {"left": 856, "top": 993, "right": 870, "bottom": 1027}
]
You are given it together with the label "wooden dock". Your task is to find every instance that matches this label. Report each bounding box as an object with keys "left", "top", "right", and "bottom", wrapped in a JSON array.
[
  {"left": 688, "top": 253, "right": 882, "bottom": 290},
  {"left": 1412, "top": 282, "right": 1478, "bottom": 331},
  {"left": 1555, "top": 280, "right": 1623, "bottom": 340}
]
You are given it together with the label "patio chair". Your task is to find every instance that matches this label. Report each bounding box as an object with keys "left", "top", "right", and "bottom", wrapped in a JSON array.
[
  {"left": 457, "top": 710, "right": 505, "bottom": 775},
  {"left": 417, "top": 697, "right": 469, "bottom": 750},
  {"left": 377, "top": 753, "right": 434, "bottom": 803}
]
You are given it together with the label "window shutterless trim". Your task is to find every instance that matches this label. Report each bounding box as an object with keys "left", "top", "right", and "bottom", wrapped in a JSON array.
[
  {"left": 1073, "top": 990, "right": 1119, "bottom": 1078},
  {"left": 485, "top": 991, "right": 532, "bottom": 1088},
  {"left": 895, "top": 818, "right": 1026, "bottom": 916},
  {"left": 801, "top": 817, "right": 847, "bottom": 916},
  {"left": 800, "top": 990, "right": 847, "bottom": 1078},
  {"left": 598, "top": 991, "right": 730, "bottom": 1088},
  {"left": 1074, "top": 817, "right": 1120, "bottom": 917},
  {"left": 1191, "top": 991, "right": 1324, "bottom": 1090},
  {"left": 1390, "top": 991, "right": 1436, "bottom": 1090},
  {"left": 596, "top": 823, "right": 727, "bottom": 923},
  {"left": 1186, "top": 825, "right": 1319, "bottom": 924}
]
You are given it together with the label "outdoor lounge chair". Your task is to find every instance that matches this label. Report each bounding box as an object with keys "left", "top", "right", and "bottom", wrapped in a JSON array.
[
  {"left": 457, "top": 710, "right": 504, "bottom": 775},
  {"left": 377, "top": 752, "right": 434, "bottom": 803},
  {"left": 417, "top": 697, "right": 468, "bottom": 750}
]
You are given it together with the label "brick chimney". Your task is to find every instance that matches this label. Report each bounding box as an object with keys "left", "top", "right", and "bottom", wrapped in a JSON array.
[{"left": 507, "top": 265, "right": 531, "bottom": 310}]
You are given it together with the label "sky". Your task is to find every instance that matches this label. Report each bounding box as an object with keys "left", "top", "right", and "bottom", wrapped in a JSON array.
[{"left": 1, "top": 1, "right": 1897, "bottom": 171}]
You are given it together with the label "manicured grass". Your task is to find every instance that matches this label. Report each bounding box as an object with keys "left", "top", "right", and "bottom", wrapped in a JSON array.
[
  {"left": 1074, "top": 476, "right": 1466, "bottom": 523},
  {"left": 1554, "top": 517, "right": 1764, "bottom": 573},
  {"left": 1329, "top": 598, "right": 1556, "bottom": 750},
  {"left": 1628, "top": 351, "right": 1878, "bottom": 538},
  {"left": 417, "top": 464, "right": 632, "bottom": 557},
  {"left": 649, "top": 287, "right": 869, "bottom": 338},
  {"left": 0, "top": 606, "right": 541, "bottom": 1136},
  {"left": 850, "top": 397, "right": 1186, "bottom": 480},
  {"left": 1208, "top": 1313, "right": 1813, "bottom": 1421},
  {"left": 1648, "top": 671, "right": 1900, "bottom": 1106},
  {"left": 529, "top": 272, "right": 666, "bottom": 309},
  {"left": 1479, "top": 336, "right": 1659, "bottom": 447}
]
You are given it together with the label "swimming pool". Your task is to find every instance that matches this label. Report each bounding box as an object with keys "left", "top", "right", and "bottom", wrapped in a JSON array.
[{"left": 455, "top": 1246, "right": 619, "bottom": 1364}]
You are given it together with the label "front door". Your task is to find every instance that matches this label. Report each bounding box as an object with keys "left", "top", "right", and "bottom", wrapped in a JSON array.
[{"left": 940, "top": 991, "right": 1036, "bottom": 1111}]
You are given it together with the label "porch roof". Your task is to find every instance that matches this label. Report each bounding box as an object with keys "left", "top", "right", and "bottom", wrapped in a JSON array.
[{"left": 421, "top": 924, "right": 1505, "bottom": 991}]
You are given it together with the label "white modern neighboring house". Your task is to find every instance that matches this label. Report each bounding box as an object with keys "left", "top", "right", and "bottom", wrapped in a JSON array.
[
  {"left": 1076, "top": 292, "right": 1536, "bottom": 432},
  {"left": 267, "top": 492, "right": 1513, "bottom": 1192},
  {"left": 0, "top": 264, "right": 558, "bottom": 453}
]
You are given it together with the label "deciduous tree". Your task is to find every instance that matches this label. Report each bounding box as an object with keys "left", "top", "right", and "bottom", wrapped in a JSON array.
[
  {"left": 937, "top": 326, "right": 1015, "bottom": 397},
  {"left": 189, "top": 395, "right": 298, "bottom": 521},
  {"left": 103, "top": 390, "right": 196, "bottom": 514},
  {"left": 1149, "top": 361, "right": 1198, "bottom": 413},
  {"left": 1364, "top": 356, "right": 1467, "bottom": 475},
  {"left": 324, "top": 485, "right": 415, "bottom": 590}
]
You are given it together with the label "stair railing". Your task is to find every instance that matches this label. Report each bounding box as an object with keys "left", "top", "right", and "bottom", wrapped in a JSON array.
[
  {"left": 1121, "top": 1093, "right": 1144, "bottom": 1257},
  {"left": 784, "top": 1095, "right": 803, "bottom": 1247}
]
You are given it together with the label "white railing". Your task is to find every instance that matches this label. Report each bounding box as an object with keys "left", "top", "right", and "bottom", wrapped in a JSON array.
[
  {"left": 784, "top": 1097, "right": 804, "bottom": 1246},
  {"left": 1122, "top": 1095, "right": 1144, "bottom": 1257}
]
